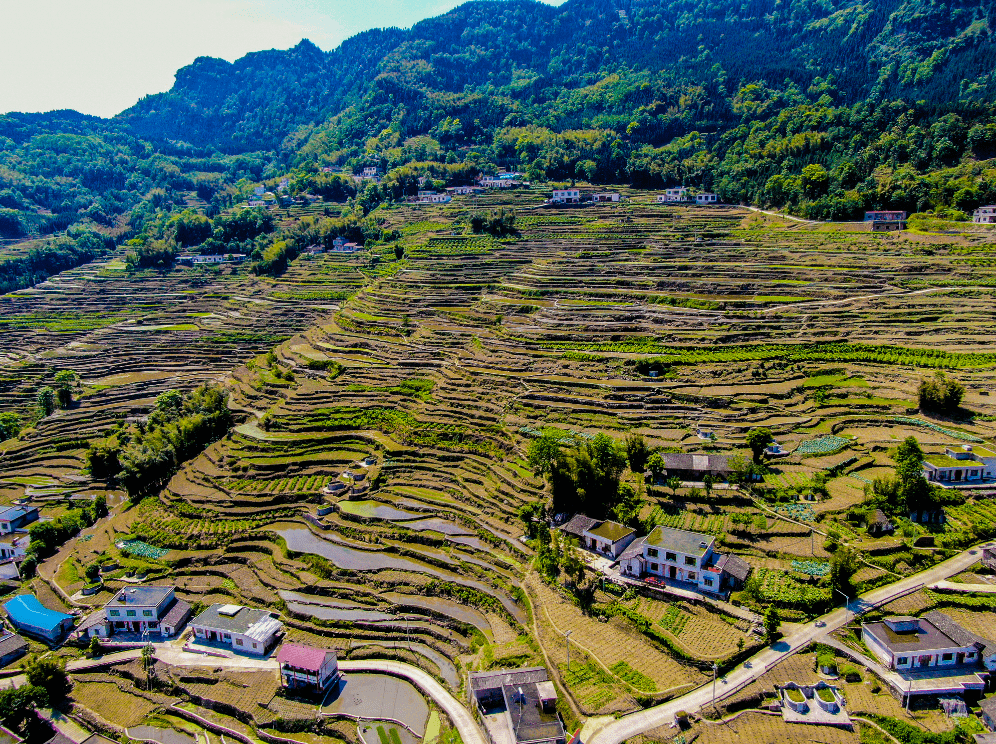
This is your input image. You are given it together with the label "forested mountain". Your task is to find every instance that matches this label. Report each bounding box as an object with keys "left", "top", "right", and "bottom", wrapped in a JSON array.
[{"left": 1, "top": 0, "right": 995, "bottom": 257}]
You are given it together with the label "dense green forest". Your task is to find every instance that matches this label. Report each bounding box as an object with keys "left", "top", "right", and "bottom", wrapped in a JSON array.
[{"left": 1, "top": 0, "right": 995, "bottom": 267}]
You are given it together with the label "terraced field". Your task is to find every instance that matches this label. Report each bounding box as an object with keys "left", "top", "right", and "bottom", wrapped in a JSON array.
[{"left": 4, "top": 189, "right": 996, "bottom": 726}]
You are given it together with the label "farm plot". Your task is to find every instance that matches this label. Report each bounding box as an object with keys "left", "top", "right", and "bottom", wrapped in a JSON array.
[
  {"left": 71, "top": 680, "right": 164, "bottom": 727},
  {"left": 527, "top": 574, "right": 703, "bottom": 696},
  {"left": 624, "top": 597, "right": 749, "bottom": 659}
]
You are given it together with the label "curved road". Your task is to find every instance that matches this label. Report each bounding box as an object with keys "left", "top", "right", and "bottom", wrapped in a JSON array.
[
  {"left": 586, "top": 541, "right": 995, "bottom": 744},
  {"left": 340, "top": 659, "right": 487, "bottom": 744}
]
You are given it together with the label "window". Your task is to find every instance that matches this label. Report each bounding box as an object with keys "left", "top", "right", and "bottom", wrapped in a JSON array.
[
  {"left": 109, "top": 610, "right": 120, "bottom": 617},
  {"left": 223, "top": 634, "right": 231, "bottom": 640},
  {"left": 897, "top": 657, "right": 908, "bottom": 665},
  {"left": 688, "top": 572, "right": 696, "bottom": 580},
  {"left": 647, "top": 548, "right": 659, "bottom": 558},
  {"left": 126, "top": 610, "right": 137, "bottom": 617},
  {"left": 143, "top": 610, "right": 153, "bottom": 617},
  {"left": 684, "top": 556, "right": 695, "bottom": 566},
  {"left": 704, "top": 578, "right": 713, "bottom": 587},
  {"left": 942, "top": 653, "right": 953, "bottom": 661},
  {"left": 649, "top": 563, "right": 658, "bottom": 572},
  {"left": 236, "top": 639, "right": 243, "bottom": 646},
  {"left": 665, "top": 552, "right": 677, "bottom": 562},
  {"left": 252, "top": 643, "right": 258, "bottom": 649}
]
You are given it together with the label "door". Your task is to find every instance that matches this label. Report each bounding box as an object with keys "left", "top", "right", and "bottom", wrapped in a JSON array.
[
  {"left": 957, "top": 653, "right": 965, "bottom": 665},
  {"left": 669, "top": 566, "right": 677, "bottom": 579}
]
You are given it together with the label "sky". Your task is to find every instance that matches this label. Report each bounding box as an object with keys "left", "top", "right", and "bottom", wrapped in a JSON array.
[{"left": 1, "top": 0, "right": 566, "bottom": 119}]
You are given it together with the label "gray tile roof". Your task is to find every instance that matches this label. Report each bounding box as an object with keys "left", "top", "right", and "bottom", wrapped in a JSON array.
[
  {"left": 980, "top": 696, "right": 996, "bottom": 720},
  {"left": 863, "top": 617, "right": 963, "bottom": 654},
  {"left": 661, "top": 453, "right": 730, "bottom": 472},
  {"left": 924, "top": 610, "right": 996, "bottom": 656},
  {"left": 0, "top": 632, "right": 27, "bottom": 659},
  {"left": 716, "top": 553, "right": 751, "bottom": 582},
  {"left": 646, "top": 525, "right": 714, "bottom": 556},
  {"left": 469, "top": 666, "right": 549, "bottom": 692},
  {"left": 161, "top": 599, "right": 192, "bottom": 628},
  {"left": 619, "top": 537, "right": 646, "bottom": 561},
  {"left": 558, "top": 514, "right": 598, "bottom": 538}
]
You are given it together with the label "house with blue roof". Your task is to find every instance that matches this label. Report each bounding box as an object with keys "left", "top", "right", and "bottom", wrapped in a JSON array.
[
  {"left": 4, "top": 594, "right": 73, "bottom": 642},
  {"left": 0, "top": 506, "right": 38, "bottom": 534}
]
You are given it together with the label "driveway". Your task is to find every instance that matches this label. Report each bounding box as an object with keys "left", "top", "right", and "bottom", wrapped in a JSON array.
[{"left": 585, "top": 542, "right": 995, "bottom": 744}]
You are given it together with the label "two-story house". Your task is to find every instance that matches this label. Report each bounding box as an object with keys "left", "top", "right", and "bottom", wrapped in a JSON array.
[
  {"left": 551, "top": 189, "right": 581, "bottom": 204},
  {"left": 973, "top": 206, "right": 996, "bottom": 224},
  {"left": 277, "top": 643, "right": 341, "bottom": 692},
  {"left": 923, "top": 445, "right": 996, "bottom": 485},
  {"left": 864, "top": 210, "right": 906, "bottom": 232},
  {"left": 657, "top": 188, "right": 689, "bottom": 203},
  {"left": 95, "top": 586, "right": 191, "bottom": 638},
  {"left": 620, "top": 526, "right": 750, "bottom": 594}
]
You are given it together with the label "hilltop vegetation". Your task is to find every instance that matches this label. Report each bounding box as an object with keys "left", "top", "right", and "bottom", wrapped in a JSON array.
[{"left": 0, "top": 0, "right": 995, "bottom": 266}]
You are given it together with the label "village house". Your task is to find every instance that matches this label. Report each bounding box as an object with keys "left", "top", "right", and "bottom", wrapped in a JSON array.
[
  {"left": 0, "top": 533, "right": 29, "bottom": 563},
  {"left": 658, "top": 453, "right": 730, "bottom": 482},
  {"left": 446, "top": 185, "right": 484, "bottom": 196},
  {"left": 981, "top": 697, "right": 996, "bottom": 732},
  {"left": 0, "top": 506, "right": 38, "bottom": 534},
  {"left": 277, "top": 643, "right": 341, "bottom": 692},
  {"left": 973, "top": 206, "right": 996, "bottom": 224},
  {"left": 983, "top": 546, "right": 996, "bottom": 571},
  {"left": 0, "top": 632, "right": 27, "bottom": 668},
  {"left": 469, "top": 667, "right": 565, "bottom": 744},
  {"left": 619, "top": 525, "right": 750, "bottom": 594},
  {"left": 695, "top": 192, "right": 718, "bottom": 205},
  {"left": 592, "top": 192, "right": 621, "bottom": 202},
  {"left": 862, "top": 612, "right": 996, "bottom": 673},
  {"left": 331, "top": 237, "right": 362, "bottom": 253},
  {"left": 657, "top": 188, "right": 689, "bottom": 203},
  {"left": 361, "top": 166, "right": 380, "bottom": 178},
  {"left": 412, "top": 191, "right": 452, "bottom": 204},
  {"left": 557, "top": 515, "right": 637, "bottom": 558},
  {"left": 190, "top": 603, "right": 283, "bottom": 655},
  {"left": 277, "top": 177, "right": 290, "bottom": 192},
  {"left": 479, "top": 172, "right": 523, "bottom": 189},
  {"left": 4, "top": 595, "right": 74, "bottom": 642},
  {"left": 864, "top": 210, "right": 906, "bottom": 231},
  {"left": 866, "top": 509, "right": 895, "bottom": 536},
  {"left": 923, "top": 445, "right": 996, "bottom": 485},
  {"left": 551, "top": 188, "right": 581, "bottom": 204},
  {"left": 88, "top": 586, "right": 191, "bottom": 639}
]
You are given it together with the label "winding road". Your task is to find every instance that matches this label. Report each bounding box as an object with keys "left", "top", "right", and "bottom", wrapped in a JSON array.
[{"left": 585, "top": 541, "right": 995, "bottom": 744}]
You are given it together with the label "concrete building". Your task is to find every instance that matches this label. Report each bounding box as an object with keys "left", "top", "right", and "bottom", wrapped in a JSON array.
[
  {"left": 923, "top": 445, "right": 996, "bottom": 485},
  {"left": 469, "top": 667, "right": 565, "bottom": 744},
  {"left": 581, "top": 520, "right": 637, "bottom": 559},
  {"left": 551, "top": 189, "right": 581, "bottom": 204},
  {"left": 658, "top": 188, "right": 689, "bottom": 203},
  {"left": 862, "top": 613, "right": 996, "bottom": 672},
  {"left": 973, "top": 206, "right": 996, "bottom": 224},
  {"left": 864, "top": 210, "right": 906, "bottom": 231},
  {"left": 3, "top": 595, "right": 73, "bottom": 642},
  {"left": 619, "top": 525, "right": 750, "bottom": 594},
  {"left": 277, "top": 643, "right": 341, "bottom": 692},
  {"left": 592, "top": 192, "right": 621, "bottom": 202},
  {"left": 0, "top": 533, "right": 28, "bottom": 563},
  {"left": 190, "top": 604, "right": 282, "bottom": 655},
  {"left": 0, "top": 507, "right": 38, "bottom": 534},
  {"left": 95, "top": 586, "right": 191, "bottom": 638},
  {"left": 695, "top": 192, "right": 718, "bottom": 205},
  {"left": 446, "top": 186, "right": 484, "bottom": 196},
  {"left": 412, "top": 191, "right": 452, "bottom": 204}
]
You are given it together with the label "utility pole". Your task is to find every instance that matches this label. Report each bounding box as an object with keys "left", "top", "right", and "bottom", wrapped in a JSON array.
[{"left": 565, "top": 630, "right": 572, "bottom": 673}]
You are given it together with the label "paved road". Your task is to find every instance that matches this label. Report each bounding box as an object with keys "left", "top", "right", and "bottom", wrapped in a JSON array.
[
  {"left": 585, "top": 542, "right": 994, "bottom": 744},
  {"left": 2, "top": 648, "right": 488, "bottom": 744}
]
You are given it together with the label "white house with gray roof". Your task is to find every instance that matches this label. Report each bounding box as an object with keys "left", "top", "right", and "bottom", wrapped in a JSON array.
[
  {"left": 94, "top": 586, "right": 191, "bottom": 638},
  {"left": 190, "top": 604, "right": 282, "bottom": 655},
  {"left": 557, "top": 515, "right": 637, "bottom": 559},
  {"left": 620, "top": 526, "right": 749, "bottom": 594}
]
